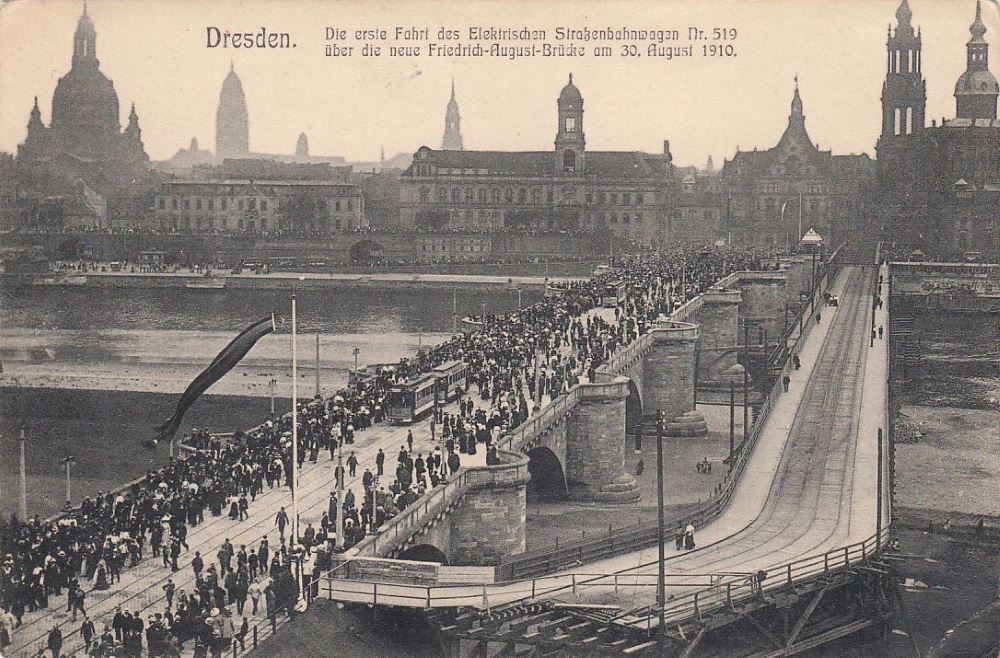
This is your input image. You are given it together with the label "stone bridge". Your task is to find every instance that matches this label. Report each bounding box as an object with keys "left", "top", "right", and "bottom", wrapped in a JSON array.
[{"left": 341, "top": 268, "right": 806, "bottom": 569}]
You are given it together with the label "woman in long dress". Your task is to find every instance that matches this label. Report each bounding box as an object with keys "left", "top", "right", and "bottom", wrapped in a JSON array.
[
  {"left": 684, "top": 523, "right": 696, "bottom": 550},
  {"left": 92, "top": 559, "right": 110, "bottom": 590}
]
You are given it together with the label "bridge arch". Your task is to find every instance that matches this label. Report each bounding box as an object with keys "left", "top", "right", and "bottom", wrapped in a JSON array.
[
  {"left": 526, "top": 446, "right": 568, "bottom": 501},
  {"left": 349, "top": 240, "right": 385, "bottom": 265},
  {"left": 397, "top": 543, "right": 449, "bottom": 565}
]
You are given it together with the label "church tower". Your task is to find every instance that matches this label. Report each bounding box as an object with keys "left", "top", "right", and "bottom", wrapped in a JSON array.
[
  {"left": 881, "top": 0, "right": 926, "bottom": 137},
  {"left": 441, "top": 81, "right": 464, "bottom": 150},
  {"left": 555, "top": 74, "right": 585, "bottom": 174},
  {"left": 955, "top": 1, "right": 998, "bottom": 120},
  {"left": 216, "top": 63, "right": 250, "bottom": 159}
]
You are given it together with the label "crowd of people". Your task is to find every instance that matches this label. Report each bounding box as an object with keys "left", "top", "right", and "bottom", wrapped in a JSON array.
[{"left": 0, "top": 245, "right": 777, "bottom": 658}]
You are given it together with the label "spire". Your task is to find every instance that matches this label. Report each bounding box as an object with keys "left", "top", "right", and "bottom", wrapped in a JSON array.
[
  {"left": 791, "top": 76, "right": 803, "bottom": 118},
  {"left": 72, "top": 3, "right": 98, "bottom": 69},
  {"left": 442, "top": 81, "right": 463, "bottom": 150},
  {"left": 896, "top": 0, "right": 912, "bottom": 26},
  {"left": 27, "top": 96, "right": 44, "bottom": 134},
  {"left": 970, "top": 0, "right": 986, "bottom": 43},
  {"left": 295, "top": 132, "right": 309, "bottom": 157},
  {"left": 125, "top": 102, "right": 142, "bottom": 141}
]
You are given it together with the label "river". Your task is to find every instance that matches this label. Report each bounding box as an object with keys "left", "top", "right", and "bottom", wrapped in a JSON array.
[{"left": 0, "top": 284, "right": 539, "bottom": 518}]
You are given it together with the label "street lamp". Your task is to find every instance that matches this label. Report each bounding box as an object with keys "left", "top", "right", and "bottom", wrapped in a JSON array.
[
  {"left": 62, "top": 455, "right": 76, "bottom": 511},
  {"left": 18, "top": 424, "right": 27, "bottom": 521},
  {"left": 351, "top": 347, "right": 361, "bottom": 380},
  {"left": 800, "top": 228, "right": 824, "bottom": 309}
]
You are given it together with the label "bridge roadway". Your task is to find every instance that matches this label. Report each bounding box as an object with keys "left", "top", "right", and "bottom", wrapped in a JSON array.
[
  {"left": 324, "top": 263, "right": 891, "bottom": 629},
  {"left": 6, "top": 383, "right": 578, "bottom": 657}
]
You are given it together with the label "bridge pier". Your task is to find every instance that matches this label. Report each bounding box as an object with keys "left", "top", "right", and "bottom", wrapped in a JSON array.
[
  {"left": 735, "top": 271, "right": 789, "bottom": 342},
  {"left": 565, "top": 377, "right": 641, "bottom": 503},
  {"left": 641, "top": 321, "right": 704, "bottom": 437},
  {"left": 690, "top": 286, "right": 742, "bottom": 388},
  {"left": 449, "top": 460, "right": 530, "bottom": 565}
]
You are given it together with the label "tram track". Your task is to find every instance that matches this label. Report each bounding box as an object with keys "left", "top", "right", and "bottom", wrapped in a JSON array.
[{"left": 553, "top": 265, "right": 874, "bottom": 617}]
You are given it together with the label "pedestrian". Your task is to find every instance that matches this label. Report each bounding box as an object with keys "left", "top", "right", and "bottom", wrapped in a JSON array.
[
  {"left": 792, "top": 353, "right": 801, "bottom": 370},
  {"left": 347, "top": 451, "right": 358, "bottom": 477},
  {"left": 275, "top": 507, "right": 289, "bottom": 541},
  {"left": 782, "top": 374, "right": 791, "bottom": 392},
  {"left": 878, "top": 325, "right": 883, "bottom": 339},
  {"left": 47, "top": 624, "right": 62, "bottom": 658}
]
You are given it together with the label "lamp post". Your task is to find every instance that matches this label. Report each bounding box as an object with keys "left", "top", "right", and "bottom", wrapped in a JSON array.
[
  {"left": 62, "top": 455, "right": 76, "bottom": 511},
  {"left": 19, "top": 424, "right": 27, "bottom": 522},
  {"left": 352, "top": 347, "right": 360, "bottom": 381},
  {"left": 269, "top": 377, "right": 277, "bottom": 418},
  {"left": 655, "top": 411, "right": 667, "bottom": 644},
  {"left": 315, "top": 334, "right": 321, "bottom": 399}
]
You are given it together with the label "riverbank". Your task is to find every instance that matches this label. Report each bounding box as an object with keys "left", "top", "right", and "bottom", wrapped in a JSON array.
[
  {"left": 0, "top": 326, "right": 449, "bottom": 396},
  {"left": 2, "top": 268, "right": 581, "bottom": 291},
  {"left": 0, "top": 387, "right": 285, "bottom": 518}
]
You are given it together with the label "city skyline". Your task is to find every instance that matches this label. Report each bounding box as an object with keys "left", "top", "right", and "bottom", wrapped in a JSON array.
[{"left": 0, "top": 0, "right": 997, "bottom": 167}]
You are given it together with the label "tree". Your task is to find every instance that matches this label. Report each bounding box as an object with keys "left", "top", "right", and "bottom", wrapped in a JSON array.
[{"left": 278, "top": 192, "right": 322, "bottom": 231}]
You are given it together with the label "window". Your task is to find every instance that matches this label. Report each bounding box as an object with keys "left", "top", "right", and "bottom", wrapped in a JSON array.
[
  {"left": 505, "top": 188, "right": 514, "bottom": 203},
  {"left": 451, "top": 188, "right": 459, "bottom": 203},
  {"left": 261, "top": 200, "right": 267, "bottom": 211},
  {"left": 336, "top": 200, "right": 342, "bottom": 212},
  {"left": 563, "top": 150, "right": 576, "bottom": 172},
  {"left": 565, "top": 117, "right": 576, "bottom": 132},
  {"left": 158, "top": 198, "right": 165, "bottom": 210},
  {"left": 478, "top": 188, "right": 486, "bottom": 203},
  {"left": 221, "top": 199, "right": 227, "bottom": 211},
  {"left": 249, "top": 199, "right": 256, "bottom": 211},
  {"left": 492, "top": 189, "right": 501, "bottom": 204},
  {"left": 171, "top": 198, "right": 178, "bottom": 210},
  {"left": 518, "top": 188, "right": 527, "bottom": 204},
  {"left": 623, "top": 193, "right": 631, "bottom": 205},
  {"left": 438, "top": 187, "right": 447, "bottom": 201},
  {"left": 238, "top": 199, "right": 244, "bottom": 211},
  {"left": 195, "top": 198, "right": 202, "bottom": 210},
  {"left": 420, "top": 187, "right": 430, "bottom": 203},
  {"left": 637, "top": 193, "right": 644, "bottom": 205},
  {"left": 465, "top": 188, "right": 473, "bottom": 203},
  {"left": 184, "top": 199, "right": 190, "bottom": 210},
  {"left": 208, "top": 199, "right": 214, "bottom": 211}
]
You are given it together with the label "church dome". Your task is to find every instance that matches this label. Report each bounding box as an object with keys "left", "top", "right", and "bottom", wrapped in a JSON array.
[
  {"left": 50, "top": 7, "right": 120, "bottom": 134},
  {"left": 559, "top": 74, "right": 583, "bottom": 104},
  {"left": 51, "top": 66, "right": 120, "bottom": 133},
  {"left": 955, "top": 68, "right": 999, "bottom": 96}
]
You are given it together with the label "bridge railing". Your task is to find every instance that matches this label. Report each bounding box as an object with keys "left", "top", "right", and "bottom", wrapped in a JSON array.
[
  {"left": 347, "top": 449, "right": 530, "bottom": 559},
  {"left": 321, "top": 527, "right": 892, "bottom": 619}
]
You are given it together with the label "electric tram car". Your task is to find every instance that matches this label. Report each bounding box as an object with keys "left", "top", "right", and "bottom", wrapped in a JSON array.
[
  {"left": 433, "top": 360, "right": 468, "bottom": 401},
  {"left": 386, "top": 361, "right": 470, "bottom": 424},
  {"left": 386, "top": 373, "right": 439, "bottom": 424},
  {"left": 601, "top": 279, "right": 627, "bottom": 307}
]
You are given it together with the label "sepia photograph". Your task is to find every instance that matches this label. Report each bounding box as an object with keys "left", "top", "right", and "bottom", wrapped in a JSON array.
[{"left": 0, "top": 0, "right": 998, "bottom": 656}]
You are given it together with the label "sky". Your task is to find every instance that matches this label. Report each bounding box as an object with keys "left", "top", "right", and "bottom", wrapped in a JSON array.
[{"left": 0, "top": 0, "right": 997, "bottom": 167}]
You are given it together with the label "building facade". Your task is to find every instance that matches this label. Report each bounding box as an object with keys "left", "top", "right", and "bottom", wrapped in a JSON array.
[
  {"left": 14, "top": 6, "right": 151, "bottom": 226},
  {"left": 400, "top": 75, "right": 677, "bottom": 245},
  {"left": 871, "top": 0, "right": 1000, "bottom": 257},
  {"left": 721, "top": 82, "right": 875, "bottom": 249},
  {"left": 152, "top": 180, "right": 365, "bottom": 233}
]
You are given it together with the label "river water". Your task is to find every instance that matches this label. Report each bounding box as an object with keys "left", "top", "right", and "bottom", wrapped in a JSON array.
[{"left": 0, "top": 284, "right": 539, "bottom": 518}]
